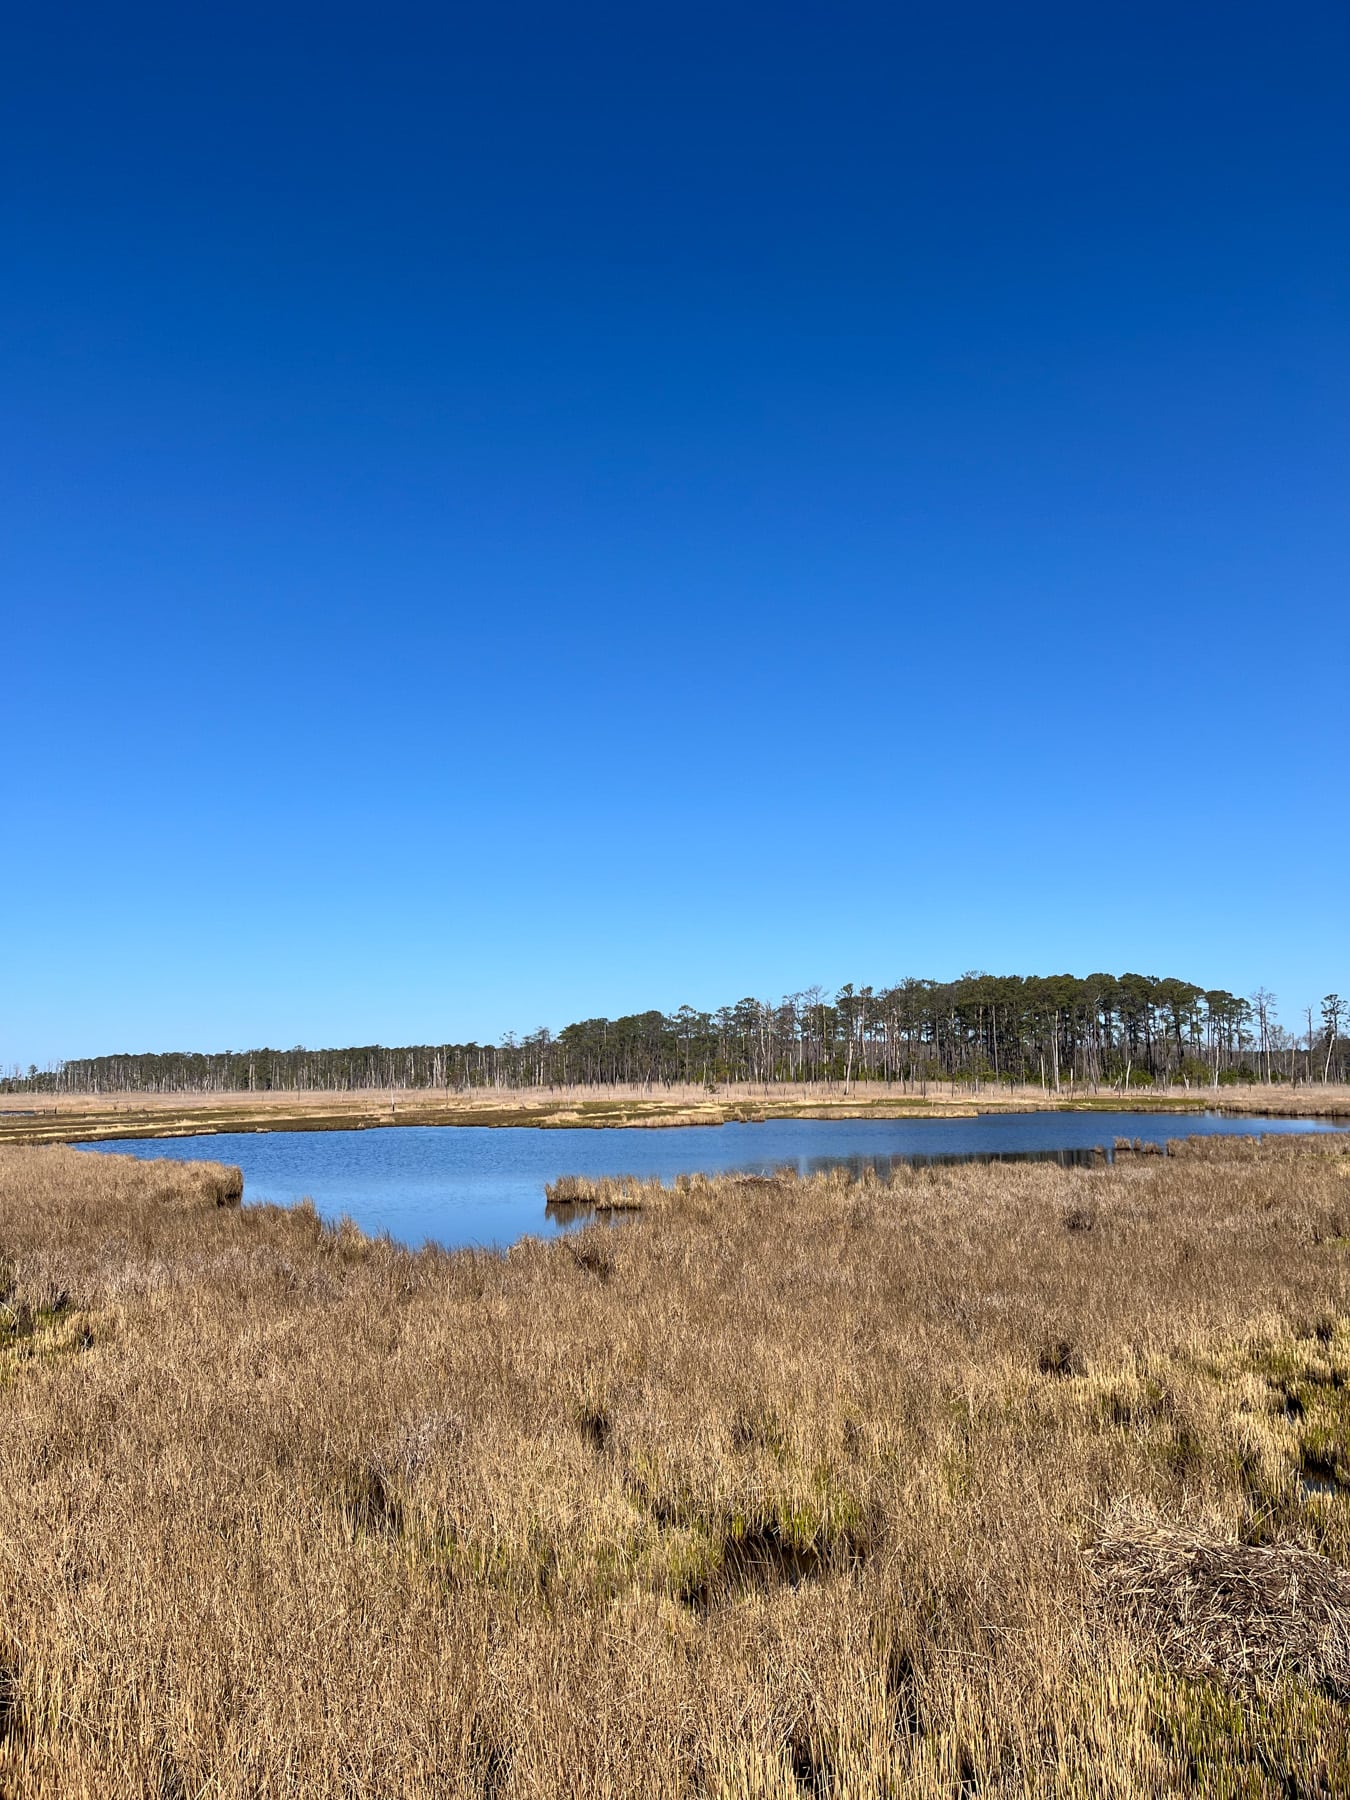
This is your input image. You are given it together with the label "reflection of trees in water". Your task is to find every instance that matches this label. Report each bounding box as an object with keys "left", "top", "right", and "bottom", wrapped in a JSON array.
[
  {"left": 803, "top": 1148, "right": 1101, "bottom": 1180},
  {"left": 721, "top": 1148, "right": 1104, "bottom": 1186}
]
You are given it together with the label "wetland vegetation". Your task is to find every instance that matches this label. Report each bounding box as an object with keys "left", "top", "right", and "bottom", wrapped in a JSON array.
[
  {"left": 4, "top": 1133, "right": 1350, "bottom": 1793},
  {"left": 3, "top": 1078, "right": 1346, "bottom": 1152}
]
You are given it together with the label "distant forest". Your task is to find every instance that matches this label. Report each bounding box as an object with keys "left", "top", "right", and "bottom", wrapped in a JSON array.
[{"left": 8, "top": 974, "right": 1347, "bottom": 1096}]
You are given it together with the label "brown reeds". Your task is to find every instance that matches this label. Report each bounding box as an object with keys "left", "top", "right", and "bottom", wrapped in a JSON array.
[
  {"left": 4, "top": 1080, "right": 1348, "bottom": 1147},
  {"left": 1093, "top": 1504, "right": 1350, "bottom": 1696},
  {"left": 3, "top": 1136, "right": 1350, "bottom": 1794},
  {"left": 543, "top": 1173, "right": 671, "bottom": 1212}
]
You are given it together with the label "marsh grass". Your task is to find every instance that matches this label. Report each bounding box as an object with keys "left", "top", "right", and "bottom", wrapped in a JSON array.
[
  {"left": 5, "top": 1081, "right": 1348, "bottom": 1149},
  {"left": 543, "top": 1172, "right": 652, "bottom": 1210},
  {"left": 3, "top": 1137, "right": 1350, "bottom": 1794}
]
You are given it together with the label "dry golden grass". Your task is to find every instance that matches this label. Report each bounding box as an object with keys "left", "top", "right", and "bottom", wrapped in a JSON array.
[
  {"left": 3, "top": 1082, "right": 1346, "bottom": 1147},
  {"left": 4, "top": 1135, "right": 1350, "bottom": 1796}
]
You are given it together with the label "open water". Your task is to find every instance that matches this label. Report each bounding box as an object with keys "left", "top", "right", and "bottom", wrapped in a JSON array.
[{"left": 76, "top": 1111, "right": 1346, "bottom": 1251}]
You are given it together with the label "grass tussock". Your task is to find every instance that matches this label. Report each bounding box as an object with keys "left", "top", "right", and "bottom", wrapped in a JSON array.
[
  {"left": 2, "top": 1137, "right": 1350, "bottom": 1794},
  {"left": 543, "top": 1172, "right": 655, "bottom": 1210},
  {"left": 1093, "top": 1504, "right": 1350, "bottom": 1696}
]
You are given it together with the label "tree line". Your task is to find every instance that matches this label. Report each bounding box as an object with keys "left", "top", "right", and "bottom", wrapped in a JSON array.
[{"left": 6, "top": 974, "right": 1347, "bottom": 1097}]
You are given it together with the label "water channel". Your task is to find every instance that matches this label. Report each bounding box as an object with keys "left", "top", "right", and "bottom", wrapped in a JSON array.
[{"left": 76, "top": 1111, "right": 1346, "bottom": 1250}]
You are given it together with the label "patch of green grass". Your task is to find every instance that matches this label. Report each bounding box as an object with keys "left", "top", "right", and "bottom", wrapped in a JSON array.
[
  {"left": 1149, "top": 1671, "right": 1350, "bottom": 1796},
  {"left": 0, "top": 1296, "right": 91, "bottom": 1383}
]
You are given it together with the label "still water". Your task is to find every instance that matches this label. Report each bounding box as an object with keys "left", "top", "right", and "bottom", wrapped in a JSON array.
[{"left": 76, "top": 1111, "right": 1346, "bottom": 1251}]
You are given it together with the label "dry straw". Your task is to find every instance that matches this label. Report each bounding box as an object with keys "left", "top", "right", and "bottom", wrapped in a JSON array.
[
  {"left": 1093, "top": 1502, "right": 1350, "bottom": 1695},
  {"left": 2, "top": 1132, "right": 1350, "bottom": 1795}
]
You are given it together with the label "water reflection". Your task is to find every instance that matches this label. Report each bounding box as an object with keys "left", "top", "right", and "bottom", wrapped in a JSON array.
[
  {"left": 799, "top": 1146, "right": 1104, "bottom": 1178},
  {"left": 78, "top": 1111, "right": 1345, "bottom": 1251}
]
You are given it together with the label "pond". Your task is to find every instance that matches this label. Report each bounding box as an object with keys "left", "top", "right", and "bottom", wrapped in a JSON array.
[{"left": 75, "top": 1111, "right": 1346, "bottom": 1251}]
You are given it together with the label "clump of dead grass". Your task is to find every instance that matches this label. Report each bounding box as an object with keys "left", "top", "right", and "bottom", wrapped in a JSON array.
[{"left": 1093, "top": 1503, "right": 1350, "bottom": 1696}]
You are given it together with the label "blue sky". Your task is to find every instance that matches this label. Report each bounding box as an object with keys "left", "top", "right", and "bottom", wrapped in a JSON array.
[{"left": 4, "top": 1, "right": 1347, "bottom": 1067}]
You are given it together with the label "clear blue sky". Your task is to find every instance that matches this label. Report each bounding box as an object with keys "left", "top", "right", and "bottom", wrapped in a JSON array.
[{"left": 4, "top": 1, "right": 1347, "bottom": 1067}]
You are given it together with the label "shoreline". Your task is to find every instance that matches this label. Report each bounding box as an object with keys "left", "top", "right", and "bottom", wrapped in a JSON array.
[{"left": 2, "top": 1082, "right": 1349, "bottom": 1146}]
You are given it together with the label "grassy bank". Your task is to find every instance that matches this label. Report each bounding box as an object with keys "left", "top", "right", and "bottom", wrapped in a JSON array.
[
  {"left": 4, "top": 1139, "right": 1350, "bottom": 1793},
  {"left": 1, "top": 1080, "right": 1347, "bottom": 1146}
]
